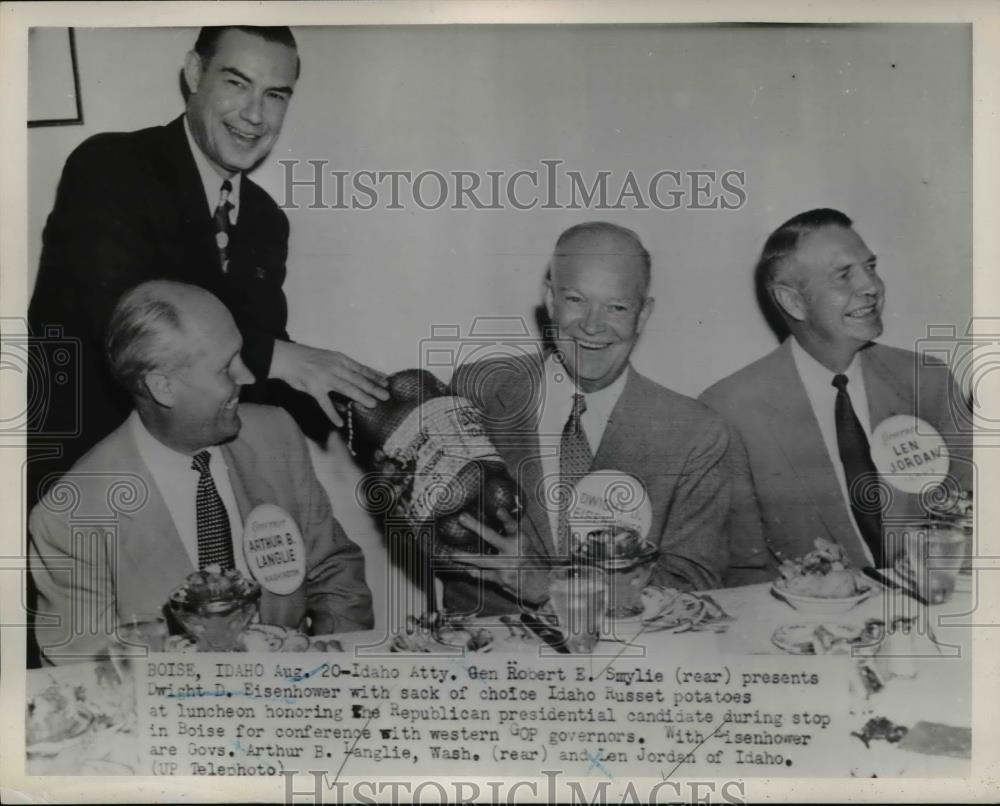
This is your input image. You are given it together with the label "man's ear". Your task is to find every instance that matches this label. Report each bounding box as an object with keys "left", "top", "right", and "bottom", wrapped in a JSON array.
[
  {"left": 772, "top": 283, "right": 807, "bottom": 322},
  {"left": 636, "top": 296, "right": 655, "bottom": 334},
  {"left": 543, "top": 268, "right": 555, "bottom": 321},
  {"left": 144, "top": 371, "right": 175, "bottom": 408},
  {"left": 182, "top": 50, "right": 204, "bottom": 96}
]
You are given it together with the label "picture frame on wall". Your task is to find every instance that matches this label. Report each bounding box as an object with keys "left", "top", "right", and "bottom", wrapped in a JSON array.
[{"left": 27, "top": 27, "right": 83, "bottom": 127}]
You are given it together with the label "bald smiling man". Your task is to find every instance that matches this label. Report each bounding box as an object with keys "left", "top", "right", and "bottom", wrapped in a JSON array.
[{"left": 443, "top": 222, "right": 766, "bottom": 616}]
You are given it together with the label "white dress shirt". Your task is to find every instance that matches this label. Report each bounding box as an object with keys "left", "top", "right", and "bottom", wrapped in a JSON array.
[
  {"left": 537, "top": 354, "right": 628, "bottom": 541},
  {"left": 789, "top": 337, "right": 875, "bottom": 564},
  {"left": 183, "top": 115, "right": 241, "bottom": 224},
  {"left": 129, "top": 411, "right": 249, "bottom": 577}
]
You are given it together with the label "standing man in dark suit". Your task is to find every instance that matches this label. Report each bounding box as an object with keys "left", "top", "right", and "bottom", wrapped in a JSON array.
[
  {"left": 27, "top": 26, "right": 388, "bottom": 508},
  {"left": 700, "top": 208, "right": 971, "bottom": 571},
  {"left": 443, "top": 222, "right": 763, "bottom": 616}
]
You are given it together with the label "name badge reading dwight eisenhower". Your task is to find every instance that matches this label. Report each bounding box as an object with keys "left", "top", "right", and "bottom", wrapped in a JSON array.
[
  {"left": 568, "top": 470, "right": 653, "bottom": 545},
  {"left": 242, "top": 504, "right": 306, "bottom": 595},
  {"left": 870, "top": 414, "right": 950, "bottom": 494}
]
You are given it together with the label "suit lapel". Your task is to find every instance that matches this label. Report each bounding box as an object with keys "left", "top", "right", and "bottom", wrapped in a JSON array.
[
  {"left": 592, "top": 367, "right": 647, "bottom": 471},
  {"left": 109, "top": 425, "right": 197, "bottom": 602},
  {"left": 160, "top": 116, "right": 222, "bottom": 278},
  {"left": 761, "top": 342, "right": 866, "bottom": 561},
  {"left": 860, "top": 345, "right": 911, "bottom": 426},
  {"left": 220, "top": 435, "right": 285, "bottom": 537}
]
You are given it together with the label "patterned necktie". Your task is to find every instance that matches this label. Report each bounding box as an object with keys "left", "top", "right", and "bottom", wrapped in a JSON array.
[
  {"left": 557, "top": 393, "right": 593, "bottom": 555},
  {"left": 213, "top": 179, "right": 234, "bottom": 274},
  {"left": 832, "top": 374, "right": 884, "bottom": 566},
  {"left": 191, "top": 450, "right": 235, "bottom": 570}
]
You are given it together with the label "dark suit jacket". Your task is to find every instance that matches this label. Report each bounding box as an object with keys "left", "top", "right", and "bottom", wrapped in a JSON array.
[
  {"left": 27, "top": 115, "right": 290, "bottom": 501},
  {"left": 700, "top": 340, "right": 973, "bottom": 570},
  {"left": 443, "top": 356, "right": 744, "bottom": 615},
  {"left": 29, "top": 405, "right": 373, "bottom": 665}
]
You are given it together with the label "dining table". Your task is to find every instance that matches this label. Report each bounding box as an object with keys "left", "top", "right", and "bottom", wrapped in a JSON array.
[{"left": 24, "top": 572, "right": 973, "bottom": 778}]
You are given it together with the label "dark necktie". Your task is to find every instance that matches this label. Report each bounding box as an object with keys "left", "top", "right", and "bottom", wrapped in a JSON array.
[
  {"left": 558, "top": 393, "right": 593, "bottom": 554},
  {"left": 213, "top": 179, "right": 234, "bottom": 274},
  {"left": 192, "top": 450, "right": 235, "bottom": 570},
  {"left": 832, "top": 374, "right": 884, "bottom": 566}
]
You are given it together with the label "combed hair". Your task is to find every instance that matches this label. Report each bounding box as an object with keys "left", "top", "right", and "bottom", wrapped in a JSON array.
[
  {"left": 552, "top": 221, "right": 651, "bottom": 292},
  {"left": 105, "top": 285, "right": 189, "bottom": 398},
  {"left": 194, "top": 26, "right": 300, "bottom": 78},
  {"left": 753, "top": 208, "right": 853, "bottom": 338}
]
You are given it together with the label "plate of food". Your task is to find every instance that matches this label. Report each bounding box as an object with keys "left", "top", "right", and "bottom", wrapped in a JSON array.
[
  {"left": 26, "top": 685, "right": 95, "bottom": 757},
  {"left": 26, "top": 656, "right": 136, "bottom": 758},
  {"left": 601, "top": 586, "right": 734, "bottom": 638},
  {"left": 168, "top": 566, "right": 261, "bottom": 651},
  {"left": 772, "top": 538, "right": 874, "bottom": 614},
  {"left": 772, "top": 623, "right": 867, "bottom": 655},
  {"left": 390, "top": 614, "right": 494, "bottom": 653},
  {"left": 241, "top": 624, "right": 310, "bottom": 652},
  {"left": 163, "top": 623, "right": 315, "bottom": 652}
]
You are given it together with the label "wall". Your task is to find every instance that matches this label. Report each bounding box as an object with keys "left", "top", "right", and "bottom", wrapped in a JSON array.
[
  {"left": 29, "top": 24, "right": 972, "bottom": 392},
  {"left": 26, "top": 24, "right": 972, "bottom": 619}
]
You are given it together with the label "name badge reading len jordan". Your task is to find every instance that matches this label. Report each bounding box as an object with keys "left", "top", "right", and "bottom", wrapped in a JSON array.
[
  {"left": 242, "top": 504, "right": 306, "bottom": 595},
  {"left": 870, "top": 414, "right": 950, "bottom": 494}
]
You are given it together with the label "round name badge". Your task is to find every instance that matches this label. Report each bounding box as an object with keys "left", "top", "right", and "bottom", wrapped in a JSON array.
[
  {"left": 870, "top": 415, "right": 950, "bottom": 494},
  {"left": 568, "top": 470, "right": 653, "bottom": 540},
  {"left": 242, "top": 504, "right": 306, "bottom": 595}
]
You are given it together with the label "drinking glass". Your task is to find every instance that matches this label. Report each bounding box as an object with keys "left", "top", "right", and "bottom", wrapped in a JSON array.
[{"left": 548, "top": 566, "right": 607, "bottom": 653}]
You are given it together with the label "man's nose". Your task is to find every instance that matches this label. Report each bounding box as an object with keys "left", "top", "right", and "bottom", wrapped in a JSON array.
[
  {"left": 853, "top": 267, "right": 882, "bottom": 296},
  {"left": 240, "top": 93, "right": 264, "bottom": 125},
  {"left": 580, "top": 305, "right": 605, "bottom": 333},
  {"left": 232, "top": 357, "right": 256, "bottom": 386}
]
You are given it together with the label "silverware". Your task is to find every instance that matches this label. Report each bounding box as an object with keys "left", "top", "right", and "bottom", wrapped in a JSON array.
[
  {"left": 862, "top": 567, "right": 929, "bottom": 607},
  {"left": 521, "top": 613, "right": 570, "bottom": 653}
]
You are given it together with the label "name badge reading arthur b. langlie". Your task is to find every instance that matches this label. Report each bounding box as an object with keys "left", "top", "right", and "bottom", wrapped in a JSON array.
[
  {"left": 242, "top": 504, "right": 306, "bottom": 595},
  {"left": 870, "top": 414, "right": 950, "bottom": 494}
]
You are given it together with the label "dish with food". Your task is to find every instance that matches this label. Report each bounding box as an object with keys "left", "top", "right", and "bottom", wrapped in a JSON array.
[
  {"left": 168, "top": 565, "right": 261, "bottom": 651},
  {"left": 163, "top": 623, "right": 318, "bottom": 652},
  {"left": 772, "top": 623, "right": 868, "bottom": 655},
  {"left": 773, "top": 538, "right": 873, "bottom": 612},
  {"left": 26, "top": 657, "right": 135, "bottom": 760},
  {"left": 626, "top": 586, "right": 734, "bottom": 634},
  {"left": 390, "top": 614, "right": 494, "bottom": 653},
  {"left": 241, "top": 624, "right": 309, "bottom": 652},
  {"left": 26, "top": 685, "right": 95, "bottom": 756},
  {"left": 573, "top": 528, "right": 659, "bottom": 617}
]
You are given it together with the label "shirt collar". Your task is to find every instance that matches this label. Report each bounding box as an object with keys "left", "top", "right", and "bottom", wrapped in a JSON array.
[
  {"left": 790, "top": 336, "right": 864, "bottom": 394},
  {"left": 544, "top": 352, "right": 629, "bottom": 416},
  {"left": 183, "top": 115, "right": 241, "bottom": 220},
  {"left": 129, "top": 409, "right": 223, "bottom": 476}
]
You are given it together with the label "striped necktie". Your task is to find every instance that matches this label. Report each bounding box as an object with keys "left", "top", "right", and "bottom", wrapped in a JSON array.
[
  {"left": 557, "top": 393, "right": 592, "bottom": 555},
  {"left": 191, "top": 450, "right": 235, "bottom": 570},
  {"left": 213, "top": 179, "right": 234, "bottom": 274}
]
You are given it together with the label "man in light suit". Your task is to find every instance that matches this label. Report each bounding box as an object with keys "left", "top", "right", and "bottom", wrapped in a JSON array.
[
  {"left": 700, "top": 208, "right": 971, "bottom": 571},
  {"left": 29, "top": 281, "right": 373, "bottom": 665},
  {"left": 444, "top": 222, "right": 764, "bottom": 616}
]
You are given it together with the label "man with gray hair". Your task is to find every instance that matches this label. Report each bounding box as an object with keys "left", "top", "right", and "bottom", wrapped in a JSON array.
[
  {"left": 701, "top": 208, "right": 972, "bottom": 570},
  {"left": 29, "top": 280, "right": 373, "bottom": 665},
  {"left": 444, "top": 222, "right": 764, "bottom": 615}
]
